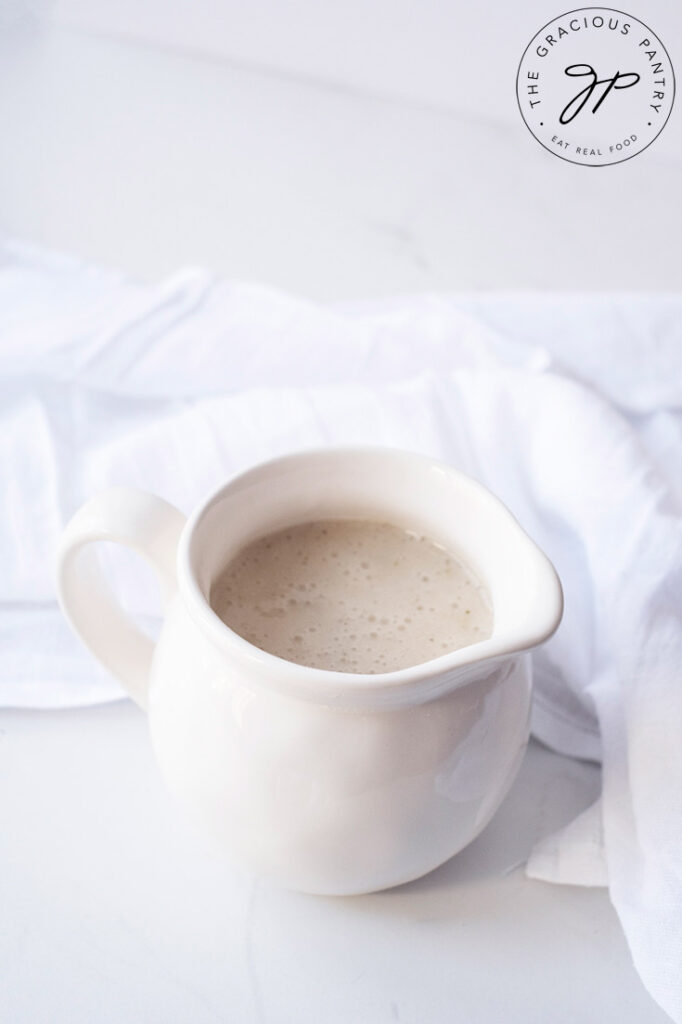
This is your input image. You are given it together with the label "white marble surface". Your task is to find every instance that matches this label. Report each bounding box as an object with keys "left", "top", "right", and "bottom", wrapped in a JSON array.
[
  {"left": 0, "top": 3, "right": 681, "bottom": 296},
  {"left": 0, "top": 704, "right": 670, "bottom": 1024},
  {"left": 0, "top": 5, "right": 679, "bottom": 1020}
]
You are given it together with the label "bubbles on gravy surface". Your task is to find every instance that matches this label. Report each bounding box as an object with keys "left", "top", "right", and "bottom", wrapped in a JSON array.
[{"left": 210, "top": 519, "right": 493, "bottom": 674}]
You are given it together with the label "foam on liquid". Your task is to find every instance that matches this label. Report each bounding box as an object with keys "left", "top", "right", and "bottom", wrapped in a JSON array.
[{"left": 211, "top": 519, "right": 493, "bottom": 674}]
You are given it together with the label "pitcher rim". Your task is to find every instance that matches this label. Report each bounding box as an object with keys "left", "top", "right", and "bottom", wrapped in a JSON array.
[{"left": 175, "top": 447, "right": 563, "bottom": 707}]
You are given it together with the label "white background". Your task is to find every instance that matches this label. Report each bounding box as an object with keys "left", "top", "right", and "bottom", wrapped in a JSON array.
[
  {"left": 0, "top": 0, "right": 680, "bottom": 295},
  {"left": 0, "top": 2, "right": 679, "bottom": 1021}
]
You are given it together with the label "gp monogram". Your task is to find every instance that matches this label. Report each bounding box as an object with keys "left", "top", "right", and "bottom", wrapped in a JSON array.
[{"left": 516, "top": 7, "right": 675, "bottom": 166}]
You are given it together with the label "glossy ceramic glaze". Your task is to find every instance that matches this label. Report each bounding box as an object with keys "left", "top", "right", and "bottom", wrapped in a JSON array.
[{"left": 57, "top": 448, "right": 563, "bottom": 894}]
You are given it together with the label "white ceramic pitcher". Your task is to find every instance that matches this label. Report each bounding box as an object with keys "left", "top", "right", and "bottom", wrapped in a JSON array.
[{"left": 57, "top": 448, "right": 562, "bottom": 895}]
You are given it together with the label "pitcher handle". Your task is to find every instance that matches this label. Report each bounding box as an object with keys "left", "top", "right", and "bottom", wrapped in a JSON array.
[{"left": 56, "top": 488, "right": 186, "bottom": 710}]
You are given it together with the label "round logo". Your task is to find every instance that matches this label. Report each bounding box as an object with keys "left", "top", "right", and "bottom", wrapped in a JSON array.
[{"left": 516, "top": 7, "right": 675, "bottom": 166}]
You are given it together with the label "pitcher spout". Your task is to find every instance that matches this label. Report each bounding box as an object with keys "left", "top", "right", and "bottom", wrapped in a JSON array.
[{"left": 456, "top": 482, "right": 564, "bottom": 662}]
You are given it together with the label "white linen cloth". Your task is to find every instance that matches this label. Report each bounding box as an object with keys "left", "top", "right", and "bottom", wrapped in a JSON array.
[{"left": 1, "top": 238, "right": 681, "bottom": 1020}]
